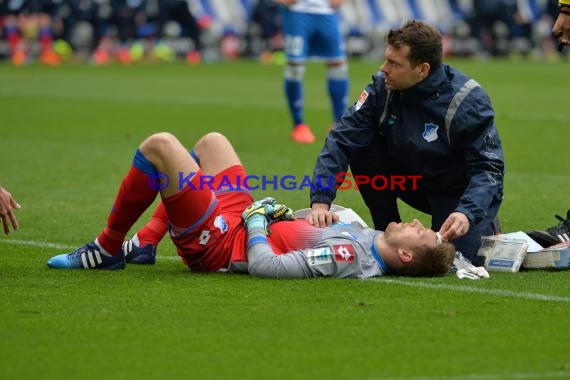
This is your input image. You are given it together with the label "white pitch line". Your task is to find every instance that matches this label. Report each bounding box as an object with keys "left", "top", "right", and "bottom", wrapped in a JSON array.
[
  {"left": 3, "top": 239, "right": 570, "bottom": 301},
  {"left": 0, "top": 239, "right": 180, "bottom": 260},
  {"left": 0, "top": 239, "right": 76, "bottom": 250},
  {"left": 370, "top": 370, "right": 570, "bottom": 380},
  {"left": 371, "top": 278, "right": 570, "bottom": 303}
]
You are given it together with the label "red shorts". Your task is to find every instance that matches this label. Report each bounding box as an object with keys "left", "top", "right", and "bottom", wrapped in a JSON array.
[
  {"left": 162, "top": 165, "right": 324, "bottom": 272},
  {"left": 162, "top": 165, "right": 253, "bottom": 272}
]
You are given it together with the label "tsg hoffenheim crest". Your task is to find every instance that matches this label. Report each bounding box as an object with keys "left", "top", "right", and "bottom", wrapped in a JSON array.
[
  {"left": 422, "top": 123, "right": 439, "bottom": 142},
  {"left": 214, "top": 215, "right": 229, "bottom": 233}
]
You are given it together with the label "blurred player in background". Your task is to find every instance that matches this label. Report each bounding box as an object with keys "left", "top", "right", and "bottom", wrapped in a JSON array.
[{"left": 276, "top": 0, "right": 349, "bottom": 144}]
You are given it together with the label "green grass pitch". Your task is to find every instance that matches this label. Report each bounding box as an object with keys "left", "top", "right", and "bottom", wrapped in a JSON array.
[{"left": 0, "top": 59, "right": 569, "bottom": 380}]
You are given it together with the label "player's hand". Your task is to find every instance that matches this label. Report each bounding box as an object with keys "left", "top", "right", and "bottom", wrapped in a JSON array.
[
  {"left": 0, "top": 185, "right": 21, "bottom": 235},
  {"left": 438, "top": 212, "right": 470, "bottom": 242},
  {"left": 243, "top": 198, "right": 295, "bottom": 234},
  {"left": 243, "top": 197, "right": 292, "bottom": 222},
  {"left": 553, "top": 12, "right": 570, "bottom": 46},
  {"left": 306, "top": 203, "right": 339, "bottom": 228}
]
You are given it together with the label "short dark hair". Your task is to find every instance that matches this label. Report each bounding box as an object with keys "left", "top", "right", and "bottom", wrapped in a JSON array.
[
  {"left": 401, "top": 242, "right": 456, "bottom": 277},
  {"left": 386, "top": 20, "right": 442, "bottom": 70}
]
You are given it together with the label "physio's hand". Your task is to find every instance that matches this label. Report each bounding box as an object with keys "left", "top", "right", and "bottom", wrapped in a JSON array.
[
  {"left": 438, "top": 212, "right": 470, "bottom": 242},
  {"left": 0, "top": 185, "right": 21, "bottom": 235},
  {"left": 306, "top": 203, "right": 339, "bottom": 228}
]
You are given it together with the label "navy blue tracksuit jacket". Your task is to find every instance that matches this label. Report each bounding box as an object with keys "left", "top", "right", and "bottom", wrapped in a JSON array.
[{"left": 311, "top": 64, "right": 504, "bottom": 262}]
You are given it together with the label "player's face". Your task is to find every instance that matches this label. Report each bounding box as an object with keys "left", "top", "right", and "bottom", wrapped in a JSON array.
[
  {"left": 380, "top": 44, "right": 424, "bottom": 91},
  {"left": 384, "top": 219, "right": 439, "bottom": 251}
]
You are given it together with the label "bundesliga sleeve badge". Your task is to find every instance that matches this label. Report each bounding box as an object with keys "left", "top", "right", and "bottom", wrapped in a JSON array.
[{"left": 355, "top": 90, "right": 369, "bottom": 111}]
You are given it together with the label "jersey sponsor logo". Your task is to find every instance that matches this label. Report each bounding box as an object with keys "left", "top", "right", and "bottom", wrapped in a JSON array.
[
  {"left": 355, "top": 90, "right": 369, "bottom": 111},
  {"left": 334, "top": 244, "right": 354, "bottom": 262},
  {"left": 214, "top": 215, "right": 229, "bottom": 234},
  {"left": 305, "top": 247, "right": 333, "bottom": 265},
  {"left": 199, "top": 230, "right": 211, "bottom": 246},
  {"left": 422, "top": 123, "right": 439, "bottom": 142}
]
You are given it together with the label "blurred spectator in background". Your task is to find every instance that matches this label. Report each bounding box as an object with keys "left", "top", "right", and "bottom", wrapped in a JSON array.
[
  {"left": 466, "top": 0, "right": 519, "bottom": 56},
  {"left": 61, "top": 0, "right": 107, "bottom": 60},
  {"left": 206, "top": 0, "right": 251, "bottom": 59},
  {"left": 110, "top": 0, "right": 146, "bottom": 43},
  {"left": 0, "top": 0, "right": 566, "bottom": 64},
  {"left": 246, "top": 0, "right": 282, "bottom": 61},
  {"left": 32, "top": 0, "right": 66, "bottom": 64},
  {"left": 1, "top": 0, "right": 30, "bottom": 64},
  {"left": 509, "top": 0, "right": 562, "bottom": 57},
  {"left": 1, "top": 0, "right": 65, "bottom": 65},
  {"left": 109, "top": 0, "right": 146, "bottom": 46},
  {"left": 157, "top": 0, "right": 203, "bottom": 64}
]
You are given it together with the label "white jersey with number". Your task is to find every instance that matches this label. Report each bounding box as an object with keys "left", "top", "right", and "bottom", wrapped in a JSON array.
[{"left": 289, "top": 0, "right": 336, "bottom": 14}]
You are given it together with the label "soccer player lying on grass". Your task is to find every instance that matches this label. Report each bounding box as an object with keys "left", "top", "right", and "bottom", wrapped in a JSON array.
[{"left": 47, "top": 132, "right": 455, "bottom": 278}]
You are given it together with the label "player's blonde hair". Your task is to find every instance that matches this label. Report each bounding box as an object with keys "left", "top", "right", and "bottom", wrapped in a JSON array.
[{"left": 401, "top": 241, "right": 456, "bottom": 277}]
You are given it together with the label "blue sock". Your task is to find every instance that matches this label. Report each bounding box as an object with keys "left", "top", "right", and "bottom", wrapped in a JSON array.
[
  {"left": 285, "top": 78, "right": 303, "bottom": 127},
  {"left": 132, "top": 149, "right": 157, "bottom": 174},
  {"left": 328, "top": 77, "right": 349, "bottom": 124},
  {"left": 190, "top": 149, "right": 200, "bottom": 167}
]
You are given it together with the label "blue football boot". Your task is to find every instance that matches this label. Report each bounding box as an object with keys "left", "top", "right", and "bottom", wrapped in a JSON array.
[
  {"left": 47, "top": 241, "right": 125, "bottom": 270},
  {"left": 123, "top": 234, "right": 157, "bottom": 265}
]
